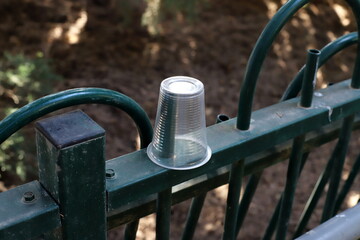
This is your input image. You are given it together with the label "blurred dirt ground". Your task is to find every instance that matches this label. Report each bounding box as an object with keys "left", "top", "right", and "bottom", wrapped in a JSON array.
[{"left": 0, "top": 0, "right": 359, "bottom": 239}]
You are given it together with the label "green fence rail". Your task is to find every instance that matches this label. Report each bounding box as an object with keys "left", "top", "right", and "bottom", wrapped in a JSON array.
[{"left": 0, "top": 0, "right": 359, "bottom": 239}]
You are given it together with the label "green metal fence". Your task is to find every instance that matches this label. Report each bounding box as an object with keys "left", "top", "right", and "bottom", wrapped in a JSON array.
[{"left": 1, "top": 0, "right": 360, "bottom": 239}]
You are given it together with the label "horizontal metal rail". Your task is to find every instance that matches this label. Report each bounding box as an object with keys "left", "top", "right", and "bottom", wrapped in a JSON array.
[
  {"left": 106, "top": 80, "right": 360, "bottom": 222},
  {"left": 107, "top": 114, "right": 360, "bottom": 228},
  {"left": 1, "top": 80, "right": 360, "bottom": 238},
  {"left": 0, "top": 181, "right": 60, "bottom": 239},
  {"left": 2, "top": 111, "right": 359, "bottom": 237},
  {"left": 296, "top": 203, "right": 360, "bottom": 240}
]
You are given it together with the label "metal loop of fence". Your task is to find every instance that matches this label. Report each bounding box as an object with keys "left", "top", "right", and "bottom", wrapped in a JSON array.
[
  {"left": 0, "top": 88, "right": 153, "bottom": 239},
  {"left": 236, "top": 0, "right": 360, "bottom": 130},
  {"left": 282, "top": 32, "right": 358, "bottom": 101},
  {"left": 0, "top": 88, "right": 153, "bottom": 148}
]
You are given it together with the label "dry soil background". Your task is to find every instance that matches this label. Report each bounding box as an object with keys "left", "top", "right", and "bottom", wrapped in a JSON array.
[{"left": 0, "top": 0, "right": 359, "bottom": 239}]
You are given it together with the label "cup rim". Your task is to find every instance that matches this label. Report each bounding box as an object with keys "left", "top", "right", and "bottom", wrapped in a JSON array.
[
  {"left": 161, "top": 76, "right": 204, "bottom": 97},
  {"left": 146, "top": 143, "right": 212, "bottom": 170}
]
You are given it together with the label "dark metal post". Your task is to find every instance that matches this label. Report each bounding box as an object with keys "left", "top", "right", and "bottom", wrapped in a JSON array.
[
  {"left": 156, "top": 188, "right": 172, "bottom": 240},
  {"left": 36, "top": 110, "right": 107, "bottom": 240},
  {"left": 300, "top": 49, "right": 321, "bottom": 108}
]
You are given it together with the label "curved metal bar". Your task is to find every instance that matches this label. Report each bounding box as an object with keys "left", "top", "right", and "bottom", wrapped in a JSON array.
[
  {"left": 236, "top": 0, "right": 360, "bottom": 130},
  {"left": 346, "top": 0, "right": 360, "bottom": 88},
  {"left": 282, "top": 32, "right": 358, "bottom": 101},
  {"left": 0, "top": 88, "right": 153, "bottom": 148},
  {"left": 0, "top": 88, "right": 153, "bottom": 239},
  {"left": 236, "top": 0, "right": 308, "bottom": 130}
]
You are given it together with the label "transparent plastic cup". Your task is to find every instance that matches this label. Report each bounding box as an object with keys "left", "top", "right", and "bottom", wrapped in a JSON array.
[{"left": 147, "top": 76, "right": 212, "bottom": 170}]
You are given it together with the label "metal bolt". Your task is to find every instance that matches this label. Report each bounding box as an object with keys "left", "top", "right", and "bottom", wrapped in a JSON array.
[
  {"left": 23, "top": 191, "right": 35, "bottom": 203},
  {"left": 106, "top": 169, "right": 115, "bottom": 179}
]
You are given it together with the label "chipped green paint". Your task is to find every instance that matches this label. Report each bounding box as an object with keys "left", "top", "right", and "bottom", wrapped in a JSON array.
[
  {"left": 0, "top": 181, "right": 60, "bottom": 239},
  {"left": 36, "top": 110, "right": 107, "bottom": 240}
]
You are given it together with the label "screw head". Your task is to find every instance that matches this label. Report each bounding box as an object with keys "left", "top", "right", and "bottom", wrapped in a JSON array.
[
  {"left": 23, "top": 191, "right": 36, "bottom": 203},
  {"left": 106, "top": 169, "right": 115, "bottom": 179}
]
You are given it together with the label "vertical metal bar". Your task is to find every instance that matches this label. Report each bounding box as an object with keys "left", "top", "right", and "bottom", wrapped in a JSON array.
[
  {"left": 235, "top": 171, "right": 263, "bottom": 236},
  {"left": 124, "top": 220, "right": 139, "bottom": 240},
  {"left": 181, "top": 193, "right": 207, "bottom": 240},
  {"left": 275, "top": 135, "right": 305, "bottom": 240},
  {"left": 236, "top": 0, "right": 310, "bottom": 130},
  {"left": 263, "top": 47, "right": 318, "bottom": 239},
  {"left": 153, "top": 94, "right": 174, "bottom": 240},
  {"left": 294, "top": 115, "right": 355, "bottom": 237},
  {"left": 281, "top": 33, "right": 358, "bottom": 101},
  {"left": 262, "top": 153, "right": 309, "bottom": 240},
  {"left": 124, "top": 124, "right": 153, "bottom": 240},
  {"left": 275, "top": 49, "right": 319, "bottom": 240},
  {"left": 300, "top": 49, "right": 321, "bottom": 108},
  {"left": 293, "top": 152, "right": 335, "bottom": 238},
  {"left": 262, "top": 195, "right": 281, "bottom": 240},
  {"left": 222, "top": 159, "right": 244, "bottom": 240},
  {"left": 334, "top": 153, "right": 360, "bottom": 212},
  {"left": 346, "top": 0, "right": 360, "bottom": 89},
  {"left": 36, "top": 110, "right": 106, "bottom": 240},
  {"left": 156, "top": 188, "right": 172, "bottom": 240},
  {"left": 236, "top": 0, "right": 360, "bottom": 129},
  {"left": 181, "top": 114, "right": 230, "bottom": 240},
  {"left": 321, "top": 115, "right": 355, "bottom": 222}
]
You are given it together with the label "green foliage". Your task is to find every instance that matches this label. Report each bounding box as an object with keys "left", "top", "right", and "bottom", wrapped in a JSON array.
[
  {"left": 160, "top": 0, "right": 199, "bottom": 19},
  {"left": 141, "top": 0, "right": 205, "bottom": 35},
  {"left": 0, "top": 52, "right": 61, "bottom": 106},
  {"left": 0, "top": 52, "right": 62, "bottom": 181},
  {"left": 113, "top": 0, "right": 206, "bottom": 35}
]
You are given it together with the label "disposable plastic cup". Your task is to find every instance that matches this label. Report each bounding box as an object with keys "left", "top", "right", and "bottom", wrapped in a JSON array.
[{"left": 147, "top": 76, "right": 212, "bottom": 170}]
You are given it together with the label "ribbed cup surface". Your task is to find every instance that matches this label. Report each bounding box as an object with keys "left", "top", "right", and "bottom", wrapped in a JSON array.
[{"left": 147, "top": 76, "right": 211, "bottom": 170}]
